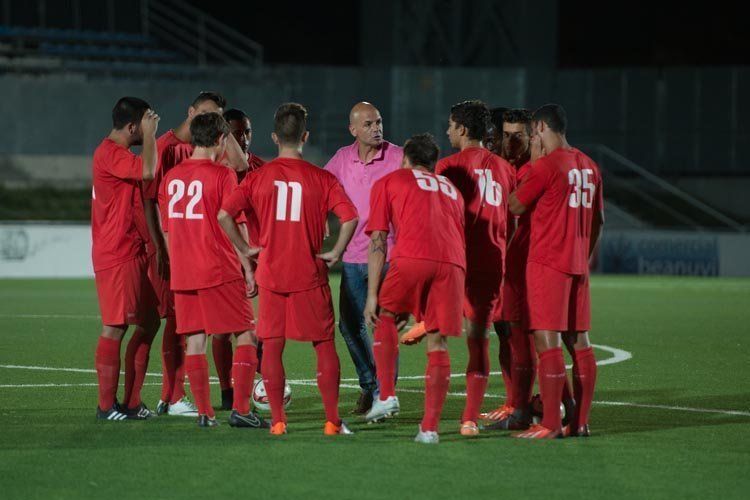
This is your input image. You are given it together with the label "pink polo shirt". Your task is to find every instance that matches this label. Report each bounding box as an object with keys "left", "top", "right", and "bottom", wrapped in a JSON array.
[{"left": 324, "top": 140, "right": 403, "bottom": 264}]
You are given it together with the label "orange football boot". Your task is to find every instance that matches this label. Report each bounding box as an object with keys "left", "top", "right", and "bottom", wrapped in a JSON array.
[
  {"left": 512, "top": 424, "right": 562, "bottom": 439},
  {"left": 480, "top": 404, "right": 515, "bottom": 421},
  {"left": 460, "top": 421, "right": 479, "bottom": 437},
  {"left": 400, "top": 322, "right": 427, "bottom": 345},
  {"left": 324, "top": 420, "right": 354, "bottom": 435},
  {"left": 270, "top": 422, "right": 287, "bottom": 435}
]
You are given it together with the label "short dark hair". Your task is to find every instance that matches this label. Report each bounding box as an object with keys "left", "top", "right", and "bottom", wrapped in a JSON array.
[
  {"left": 403, "top": 133, "right": 439, "bottom": 172},
  {"left": 112, "top": 97, "right": 151, "bottom": 130},
  {"left": 223, "top": 108, "right": 248, "bottom": 123},
  {"left": 192, "top": 91, "right": 227, "bottom": 110},
  {"left": 190, "top": 112, "right": 230, "bottom": 147},
  {"left": 450, "top": 100, "right": 491, "bottom": 141},
  {"left": 503, "top": 108, "right": 533, "bottom": 134},
  {"left": 532, "top": 104, "right": 567, "bottom": 135},
  {"left": 274, "top": 103, "right": 307, "bottom": 145},
  {"left": 489, "top": 107, "right": 508, "bottom": 133}
]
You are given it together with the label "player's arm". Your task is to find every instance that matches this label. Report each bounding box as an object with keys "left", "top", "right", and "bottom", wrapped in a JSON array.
[
  {"left": 589, "top": 178, "right": 605, "bottom": 259},
  {"left": 144, "top": 198, "right": 169, "bottom": 280},
  {"left": 221, "top": 134, "right": 249, "bottom": 172},
  {"left": 317, "top": 179, "right": 359, "bottom": 267},
  {"left": 364, "top": 230, "right": 387, "bottom": 327},
  {"left": 140, "top": 110, "right": 160, "bottom": 181}
]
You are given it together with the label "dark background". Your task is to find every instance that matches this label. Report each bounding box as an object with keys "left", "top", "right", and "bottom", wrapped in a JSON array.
[{"left": 188, "top": 0, "right": 749, "bottom": 67}]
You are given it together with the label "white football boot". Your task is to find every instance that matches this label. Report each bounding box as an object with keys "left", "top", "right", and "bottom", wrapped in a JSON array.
[
  {"left": 167, "top": 397, "right": 199, "bottom": 417},
  {"left": 414, "top": 426, "right": 440, "bottom": 444},
  {"left": 364, "top": 395, "right": 400, "bottom": 423}
]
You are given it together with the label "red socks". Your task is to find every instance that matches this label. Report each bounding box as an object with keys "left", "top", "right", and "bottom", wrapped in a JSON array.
[
  {"left": 231, "top": 344, "right": 258, "bottom": 415},
  {"left": 160, "top": 317, "right": 186, "bottom": 404},
  {"left": 185, "top": 354, "right": 213, "bottom": 418},
  {"left": 498, "top": 333, "right": 513, "bottom": 407},
  {"left": 373, "top": 315, "right": 398, "bottom": 400},
  {"left": 212, "top": 335, "right": 234, "bottom": 391},
  {"left": 95, "top": 336, "right": 121, "bottom": 410},
  {"left": 422, "top": 350, "right": 451, "bottom": 432},
  {"left": 123, "top": 328, "right": 153, "bottom": 408},
  {"left": 462, "top": 336, "right": 489, "bottom": 423},
  {"left": 261, "top": 337, "right": 287, "bottom": 425},
  {"left": 572, "top": 347, "right": 597, "bottom": 427},
  {"left": 314, "top": 339, "right": 341, "bottom": 424},
  {"left": 509, "top": 325, "right": 535, "bottom": 411},
  {"left": 538, "top": 347, "right": 566, "bottom": 431}
]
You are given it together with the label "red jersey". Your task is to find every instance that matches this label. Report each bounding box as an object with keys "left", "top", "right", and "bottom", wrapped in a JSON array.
[
  {"left": 158, "top": 158, "right": 243, "bottom": 291},
  {"left": 238, "top": 152, "right": 266, "bottom": 244},
  {"left": 143, "top": 130, "right": 194, "bottom": 201},
  {"left": 515, "top": 147, "right": 603, "bottom": 275},
  {"left": 237, "top": 152, "right": 265, "bottom": 184},
  {"left": 91, "top": 138, "right": 147, "bottom": 272},
  {"left": 222, "top": 157, "right": 357, "bottom": 293},
  {"left": 366, "top": 168, "right": 466, "bottom": 270},
  {"left": 505, "top": 162, "right": 532, "bottom": 273},
  {"left": 436, "top": 147, "right": 515, "bottom": 276}
]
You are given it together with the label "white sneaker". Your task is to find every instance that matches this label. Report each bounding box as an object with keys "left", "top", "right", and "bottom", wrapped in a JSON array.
[
  {"left": 167, "top": 397, "right": 199, "bottom": 417},
  {"left": 414, "top": 426, "right": 439, "bottom": 444},
  {"left": 364, "top": 396, "right": 400, "bottom": 423}
]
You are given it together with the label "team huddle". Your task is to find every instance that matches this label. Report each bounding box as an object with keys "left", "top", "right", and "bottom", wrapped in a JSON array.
[{"left": 91, "top": 91, "right": 604, "bottom": 443}]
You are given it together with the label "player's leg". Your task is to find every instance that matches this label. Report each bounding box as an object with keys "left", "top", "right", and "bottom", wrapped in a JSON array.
[
  {"left": 508, "top": 321, "right": 534, "bottom": 422},
  {"left": 416, "top": 333, "right": 451, "bottom": 444},
  {"left": 212, "top": 334, "right": 234, "bottom": 410},
  {"left": 338, "top": 262, "right": 377, "bottom": 414},
  {"left": 314, "top": 338, "right": 351, "bottom": 434},
  {"left": 95, "top": 324, "right": 127, "bottom": 420},
  {"left": 365, "top": 308, "right": 400, "bottom": 423},
  {"left": 461, "top": 319, "right": 490, "bottom": 436},
  {"left": 122, "top": 305, "right": 160, "bottom": 418},
  {"left": 184, "top": 332, "right": 216, "bottom": 426},
  {"left": 228, "top": 329, "right": 267, "bottom": 428},
  {"left": 261, "top": 336, "right": 287, "bottom": 433}
]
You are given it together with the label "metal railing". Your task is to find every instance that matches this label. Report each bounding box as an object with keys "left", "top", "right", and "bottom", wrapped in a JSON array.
[
  {"left": 584, "top": 144, "right": 745, "bottom": 232},
  {"left": 144, "top": 0, "right": 263, "bottom": 68}
]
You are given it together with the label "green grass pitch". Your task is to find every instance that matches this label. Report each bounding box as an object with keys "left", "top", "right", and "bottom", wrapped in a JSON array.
[{"left": 0, "top": 275, "right": 749, "bottom": 499}]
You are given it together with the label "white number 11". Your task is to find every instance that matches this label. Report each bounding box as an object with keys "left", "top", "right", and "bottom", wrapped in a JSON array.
[{"left": 274, "top": 180, "right": 302, "bottom": 221}]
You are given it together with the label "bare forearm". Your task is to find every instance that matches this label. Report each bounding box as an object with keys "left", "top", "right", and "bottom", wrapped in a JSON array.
[
  {"left": 223, "top": 134, "right": 248, "bottom": 172},
  {"left": 367, "top": 231, "right": 388, "bottom": 298},
  {"left": 508, "top": 192, "right": 526, "bottom": 215},
  {"left": 589, "top": 218, "right": 603, "bottom": 259},
  {"left": 331, "top": 218, "right": 358, "bottom": 256},
  {"left": 218, "top": 211, "right": 251, "bottom": 256},
  {"left": 144, "top": 199, "right": 165, "bottom": 249},
  {"left": 235, "top": 223, "right": 252, "bottom": 270},
  {"left": 141, "top": 133, "right": 158, "bottom": 180}
]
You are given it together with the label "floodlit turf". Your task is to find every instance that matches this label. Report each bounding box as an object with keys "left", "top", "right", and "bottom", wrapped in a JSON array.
[{"left": 0, "top": 275, "right": 749, "bottom": 499}]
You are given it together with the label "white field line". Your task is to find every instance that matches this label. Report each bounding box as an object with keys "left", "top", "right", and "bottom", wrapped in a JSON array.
[{"left": 2, "top": 359, "right": 750, "bottom": 418}]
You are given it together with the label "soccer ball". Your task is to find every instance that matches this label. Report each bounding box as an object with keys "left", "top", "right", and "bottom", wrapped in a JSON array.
[{"left": 252, "top": 378, "right": 292, "bottom": 412}]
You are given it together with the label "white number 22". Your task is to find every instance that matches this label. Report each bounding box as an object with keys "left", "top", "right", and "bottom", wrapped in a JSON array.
[
  {"left": 568, "top": 168, "right": 595, "bottom": 209},
  {"left": 168, "top": 179, "right": 204, "bottom": 219}
]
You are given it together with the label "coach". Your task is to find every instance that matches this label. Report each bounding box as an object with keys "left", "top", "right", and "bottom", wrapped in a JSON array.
[{"left": 324, "top": 102, "right": 403, "bottom": 414}]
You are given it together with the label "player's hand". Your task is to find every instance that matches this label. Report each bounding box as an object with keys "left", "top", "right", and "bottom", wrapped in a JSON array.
[
  {"left": 243, "top": 246, "right": 262, "bottom": 259},
  {"left": 395, "top": 313, "right": 410, "bottom": 331},
  {"left": 141, "top": 109, "right": 160, "bottom": 137},
  {"left": 530, "top": 133, "right": 544, "bottom": 162},
  {"left": 156, "top": 246, "right": 170, "bottom": 281},
  {"left": 364, "top": 295, "right": 379, "bottom": 328},
  {"left": 244, "top": 268, "right": 258, "bottom": 298},
  {"left": 316, "top": 250, "right": 341, "bottom": 268}
]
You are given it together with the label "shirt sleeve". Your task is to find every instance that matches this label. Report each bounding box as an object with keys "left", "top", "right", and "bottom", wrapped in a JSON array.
[
  {"left": 221, "top": 177, "right": 252, "bottom": 217},
  {"left": 222, "top": 170, "right": 247, "bottom": 224},
  {"left": 157, "top": 175, "right": 169, "bottom": 232},
  {"left": 514, "top": 159, "right": 552, "bottom": 208},
  {"left": 593, "top": 169, "right": 605, "bottom": 218},
  {"left": 365, "top": 178, "right": 390, "bottom": 235},
  {"left": 327, "top": 177, "right": 358, "bottom": 222},
  {"left": 108, "top": 147, "right": 143, "bottom": 180}
]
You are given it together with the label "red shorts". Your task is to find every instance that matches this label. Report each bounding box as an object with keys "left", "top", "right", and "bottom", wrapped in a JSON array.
[
  {"left": 464, "top": 270, "right": 503, "bottom": 327},
  {"left": 257, "top": 285, "right": 334, "bottom": 342},
  {"left": 147, "top": 252, "right": 175, "bottom": 318},
  {"left": 379, "top": 257, "right": 465, "bottom": 337},
  {"left": 95, "top": 254, "right": 157, "bottom": 326},
  {"left": 525, "top": 261, "right": 590, "bottom": 332},
  {"left": 173, "top": 279, "right": 254, "bottom": 335}
]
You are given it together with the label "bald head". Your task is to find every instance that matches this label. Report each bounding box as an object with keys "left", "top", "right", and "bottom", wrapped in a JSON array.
[{"left": 349, "top": 101, "right": 384, "bottom": 148}]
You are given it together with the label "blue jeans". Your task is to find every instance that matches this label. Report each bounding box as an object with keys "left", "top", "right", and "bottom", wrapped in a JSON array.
[{"left": 339, "top": 262, "right": 395, "bottom": 396}]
